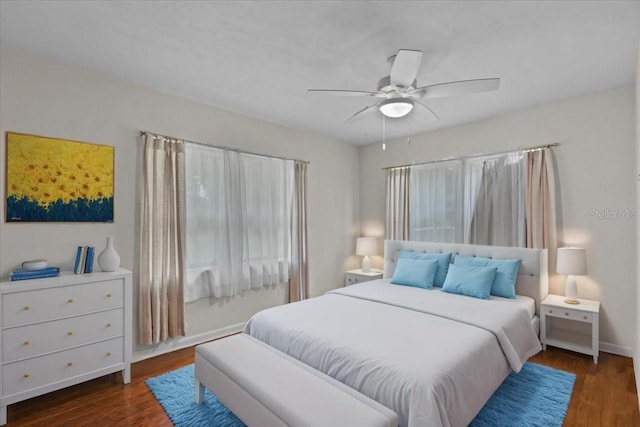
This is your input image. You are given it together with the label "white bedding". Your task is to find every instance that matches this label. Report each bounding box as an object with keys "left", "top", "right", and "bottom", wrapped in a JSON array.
[
  {"left": 498, "top": 294, "right": 536, "bottom": 319},
  {"left": 244, "top": 279, "right": 542, "bottom": 427}
]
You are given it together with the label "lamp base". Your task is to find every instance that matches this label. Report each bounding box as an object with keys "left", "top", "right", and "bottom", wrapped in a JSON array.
[
  {"left": 362, "top": 255, "right": 371, "bottom": 273},
  {"left": 564, "top": 275, "right": 579, "bottom": 305}
]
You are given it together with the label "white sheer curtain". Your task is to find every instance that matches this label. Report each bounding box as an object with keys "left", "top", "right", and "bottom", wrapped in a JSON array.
[
  {"left": 467, "top": 151, "right": 527, "bottom": 247},
  {"left": 410, "top": 161, "right": 463, "bottom": 243},
  {"left": 184, "top": 143, "right": 293, "bottom": 302},
  {"left": 385, "top": 167, "right": 411, "bottom": 240},
  {"left": 462, "top": 158, "right": 484, "bottom": 243}
]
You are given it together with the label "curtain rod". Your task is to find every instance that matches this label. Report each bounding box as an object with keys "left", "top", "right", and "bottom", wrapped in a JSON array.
[
  {"left": 140, "top": 131, "right": 310, "bottom": 165},
  {"left": 382, "top": 142, "right": 559, "bottom": 171}
]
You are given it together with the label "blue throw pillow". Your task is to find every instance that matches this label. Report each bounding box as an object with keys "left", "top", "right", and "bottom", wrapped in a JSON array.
[
  {"left": 441, "top": 264, "right": 498, "bottom": 300},
  {"left": 398, "top": 251, "right": 452, "bottom": 287},
  {"left": 390, "top": 258, "right": 439, "bottom": 289},
  {"left": 454, "top": 255, "right": 521, "bottom": 299}
]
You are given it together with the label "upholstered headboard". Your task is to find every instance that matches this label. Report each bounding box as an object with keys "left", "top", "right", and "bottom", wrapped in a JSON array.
[{"left": 383, "top": 240, "right": 549, "bottom": 315}]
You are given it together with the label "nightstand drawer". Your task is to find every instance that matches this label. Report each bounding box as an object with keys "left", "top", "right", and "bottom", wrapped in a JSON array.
[
  {"left": 544, "top": 306, "right": 593, "bottom": 323},
  {"left": 344, "top": 270, "right": 383, "bottom": 286},
  {"left": 345, "top": 274, "right": 361, "bottom": 285}
]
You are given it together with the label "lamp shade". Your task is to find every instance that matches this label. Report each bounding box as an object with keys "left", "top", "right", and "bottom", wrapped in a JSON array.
[
  {"left": 556, "top": 247, "right": 587, "bottom": 275},
  {"left": 356, "top": 237, "right": 377, "bottom": 256},
  {"left": 379, "top": 98, "right": 414, "bottom": 118}
]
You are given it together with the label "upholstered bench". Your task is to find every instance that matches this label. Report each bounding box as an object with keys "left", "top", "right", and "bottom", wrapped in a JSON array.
[{"left": 195, "top": 334, "right": 398, "bottom": 427}]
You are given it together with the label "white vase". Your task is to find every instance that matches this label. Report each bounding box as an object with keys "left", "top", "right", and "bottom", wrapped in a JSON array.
[{"left": 98, "top": 236, "right": 120, "bottom": 272}]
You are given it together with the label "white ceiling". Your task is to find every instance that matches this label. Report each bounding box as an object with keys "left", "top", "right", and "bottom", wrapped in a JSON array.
[{"left": 1, "top": 1, "right": 639, "bottom": 145}]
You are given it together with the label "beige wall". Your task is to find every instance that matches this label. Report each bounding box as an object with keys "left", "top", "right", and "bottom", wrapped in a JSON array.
[
  {"left": 635, "top": 44, "right": 640, "bottom": 406},
  {"left": 0, "top": 45, "right": 360, "bottom": 359},
  {"left": 360, "top": 87, "right": 636, "bottom": 354}
]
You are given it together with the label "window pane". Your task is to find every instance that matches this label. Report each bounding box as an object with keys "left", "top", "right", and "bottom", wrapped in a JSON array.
[
  {"left": 185, "top": 144, "right": 224, "bottom": 268},
  {"left": 410, "top": 161, "right": 462, "bottom": 243}
]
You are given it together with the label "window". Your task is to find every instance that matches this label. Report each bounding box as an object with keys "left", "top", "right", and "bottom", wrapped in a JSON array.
[
  {"left": 410, "top": 160, "right": 463, "bottom": 243},
  {"left": 409, "top": 151, "right": 525, "bottom": 245},
  {"left": 184, "top": 143, "right": 293, "bottom": 301}
]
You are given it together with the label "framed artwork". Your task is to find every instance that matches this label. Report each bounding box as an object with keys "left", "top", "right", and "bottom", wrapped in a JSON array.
[{"left": 5, "top": 132, "right": 114, "bottom": 222}]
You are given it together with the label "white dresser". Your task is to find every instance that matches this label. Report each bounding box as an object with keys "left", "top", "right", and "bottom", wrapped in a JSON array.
[{"left": 0, "top": 270, "right": 132, "bottom": 425}]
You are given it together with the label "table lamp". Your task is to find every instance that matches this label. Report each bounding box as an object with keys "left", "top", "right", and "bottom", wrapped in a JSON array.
[
  {"left": 556, "top": 247, "right": 587, "bottom": 305},
  {"left": 356, "top": 237, "right": 377, "bottom": 273}
]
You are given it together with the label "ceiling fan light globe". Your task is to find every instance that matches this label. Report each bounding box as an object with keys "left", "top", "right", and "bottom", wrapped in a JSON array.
[{"left": 379, "top": 98, "right": 414, "bottom": 118}]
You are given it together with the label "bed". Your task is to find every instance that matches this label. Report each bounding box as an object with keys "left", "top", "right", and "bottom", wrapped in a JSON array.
[{"left": 244, "top": 240, "right": 548, "bottom": 427}]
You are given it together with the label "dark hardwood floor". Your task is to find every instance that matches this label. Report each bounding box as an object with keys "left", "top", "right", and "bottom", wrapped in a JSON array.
[{"left": 5, "top": 344, "right": 639, "bottom": 426}]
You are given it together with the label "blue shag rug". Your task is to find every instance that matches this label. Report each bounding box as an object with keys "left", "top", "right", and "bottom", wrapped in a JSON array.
[{"left": 146, "top": 362, "right": 575, "bottom": 427}]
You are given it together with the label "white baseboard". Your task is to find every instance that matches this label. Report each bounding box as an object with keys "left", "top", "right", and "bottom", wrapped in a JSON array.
[
  {"left": 133, "top": 322, "right": 245, "bottom": 363},
  {"left": 600, "top": 341, "right": 634, "bottom": 358}
]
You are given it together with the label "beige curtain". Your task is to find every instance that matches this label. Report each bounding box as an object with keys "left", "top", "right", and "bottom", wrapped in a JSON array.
[
  {"left": 140, "top": 134, "right": 186, "bottom": 345},
  {"left": 289, "top": 161, "right": 309, "bottom": 303},
  {"left": 385, "top": 167, "right": 411, "bottom": 240},
  {"left": 526, "top": 148, "right": 557, "bottom": 264}
]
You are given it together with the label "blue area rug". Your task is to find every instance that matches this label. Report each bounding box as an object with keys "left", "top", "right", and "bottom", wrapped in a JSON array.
[
  {"left": 146, "top": 362, "right": 575, "bottom": 427},
  {"left": 469, "top": 362, "right": 576, "bottom": 427}
]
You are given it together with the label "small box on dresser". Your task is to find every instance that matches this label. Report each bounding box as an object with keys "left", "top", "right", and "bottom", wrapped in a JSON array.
[
  {"left": 345, "top": 269, "right": 383, "bottom": 286},
  {"left": 0, "top": 270, "right": 132, "bottom": 425}
]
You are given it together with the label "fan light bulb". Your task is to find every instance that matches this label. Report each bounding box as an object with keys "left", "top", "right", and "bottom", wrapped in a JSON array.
[{"left": 379, "top": 98, "right": 414, "bottom": 118}]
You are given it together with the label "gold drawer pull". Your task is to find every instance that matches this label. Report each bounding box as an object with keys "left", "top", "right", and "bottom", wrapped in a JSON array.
[
  {"left": 67, "top": 362, "right": 73, "bottom": 367},
  {"left": 24, "top": 306, "right": 30, "bottom": 311},
  {"left": 67, "top": 298, "right": 74, "bottom": 303},
  {"left": 23, "top": 373, "right": 30, "bottom": 378},
  {"left": 565, "top": 312, "right": 569, "bottom": 316},
  {"left": 106, "top": 352, "right": 112, "bottom": 357},
  {"left": 583, "top": 316, "right": 588, "bottom": 320},
  {"left": 67, "top": 331, "right": 74, "bottom": 336},
  {"left": 23, "top": 340, "right": 30, "bottom": 346},
  {"left": 106, "top": 293, "right": 112, "bottom": 298},
  {"left": 106, "top": 323, "right": 112, "bottom": 327},
  {"left": 548, "top": 309, "right": 553, "bottom": 314}
]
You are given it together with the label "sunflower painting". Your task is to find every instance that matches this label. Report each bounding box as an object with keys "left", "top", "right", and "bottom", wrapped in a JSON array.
[{"left": 5, "top": 132, "right": 114, "bottom": 222}]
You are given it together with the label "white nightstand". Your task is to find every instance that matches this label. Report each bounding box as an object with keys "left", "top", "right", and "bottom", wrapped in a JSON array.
[
  {"left": 345, "top": 269, "right": 383, "bottom": 286},
  {"left": 540, "top": 294, "right": 600, "bottom": 363}
]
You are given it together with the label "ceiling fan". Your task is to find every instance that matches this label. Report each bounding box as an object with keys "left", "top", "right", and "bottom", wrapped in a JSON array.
[{"left": 307, "top": 49, "right": 500, "bottom": 123}]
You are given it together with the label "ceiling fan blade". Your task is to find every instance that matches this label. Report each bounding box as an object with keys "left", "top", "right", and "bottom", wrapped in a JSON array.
[
  {"left": 307, "top": 89, "right": 384, "bottom": 97},
  {"left": 410, "top": 78, "right": 500, "bottom": 99},
  {"left": 414, "top": 100, "right": 440, "bottom": 120},
  {"left": 343, "top": 103, "right": 380, "bottom": 124},
  {"left": 390, "top": 49, "right": 423, "bottom": 88}
]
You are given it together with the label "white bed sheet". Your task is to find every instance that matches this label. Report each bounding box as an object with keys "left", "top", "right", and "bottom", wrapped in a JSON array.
[
  {"left": 495, "top": 294, "right": 536, "bottom": 319},
  {"left": 493, "top": 294, "right": 538, "bottom": 334},
  {"left": 244, "top": 280, "right": 541, "bottom": 427}
]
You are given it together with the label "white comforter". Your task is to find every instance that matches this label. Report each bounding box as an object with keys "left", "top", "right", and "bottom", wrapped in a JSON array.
[{"left": 244, "top": 280, "right": 541, "bottom": 427}]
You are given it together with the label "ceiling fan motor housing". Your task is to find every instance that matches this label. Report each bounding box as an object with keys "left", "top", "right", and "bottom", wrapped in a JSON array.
[{"left": 377, "top": 75, "right": 417, "bottom": 94}]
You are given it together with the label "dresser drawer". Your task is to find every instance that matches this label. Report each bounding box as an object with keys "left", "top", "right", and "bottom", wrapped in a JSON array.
[
  {"left": 543, "top": 306, "right": 593, "bottom": 323},
  {"left": 2, "top": 279, "right": 124, "bottom": 327},
  {"left": 2, "top": 337, "right": 124, "bottom": 398},
  {"left": 3, "top": 309, "right": 124, "bottom": 363}
]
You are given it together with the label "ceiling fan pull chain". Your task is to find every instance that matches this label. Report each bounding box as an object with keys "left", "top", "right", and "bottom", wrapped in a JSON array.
[{"left": 382, "top": 115, "right": 386, "bottom": 151}]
